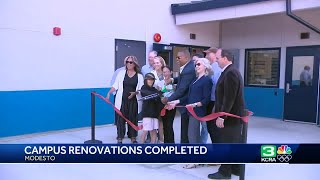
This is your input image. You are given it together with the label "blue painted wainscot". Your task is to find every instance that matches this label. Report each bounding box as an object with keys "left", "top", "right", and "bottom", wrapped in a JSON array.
[
  {"left": 244, "top": 87, "right": 284, "bottom": 119},
  {"left": 0, "top": 88, "right": 114, "bottom": 138}
]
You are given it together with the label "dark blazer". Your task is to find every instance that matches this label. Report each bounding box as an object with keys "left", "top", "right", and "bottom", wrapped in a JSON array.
[
  {"left": 215, "top": 64, "right": 245, "bottom": 127},
  {"left": 180, "top": 76, "right": 213, "bottom": 117},
  {"left": 168, "top": 60, "right": 196, "bottom": 113}
]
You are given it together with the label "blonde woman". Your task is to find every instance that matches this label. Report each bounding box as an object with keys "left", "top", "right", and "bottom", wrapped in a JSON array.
[
  {"left": 150, "top": 56, "right": 166, "bottom": 143},
  {"left": 107, "top": 56, "right": 144, "bottom": 144},
  {"left": 151, "top": 56, "right": 166, "bottom": 88}
]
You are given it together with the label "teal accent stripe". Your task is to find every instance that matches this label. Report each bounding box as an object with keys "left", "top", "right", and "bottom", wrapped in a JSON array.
[
  {"left": 0, "top": 88, "right": 114, "bottom": 138},
  {"left": 244, "top": 87, "right": 284, "bottom": 119}
]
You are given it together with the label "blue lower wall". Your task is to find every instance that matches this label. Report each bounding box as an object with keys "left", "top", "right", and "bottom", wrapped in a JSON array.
[
  {"left": 0, "top": 88, "right": 114, "bottom": 138},
  {"left": 244, "top": 87, "right": 284, "bottom": 119},
  {"left": 1, "top": 87, "right": 284, "bottom": 138}
]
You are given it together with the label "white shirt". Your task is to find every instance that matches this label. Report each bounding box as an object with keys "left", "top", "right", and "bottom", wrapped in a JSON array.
[
  {"left": 179, "top": 61, "right": 190, "bottom": 73},
  {"left": 151, "top": 70, "right": 164, "bottom": 88},
  {"left": 300, "top": 70, "right": 312, "bottom": 83},
  {"left": 157, "top": 79, "right": 174, "bottom": 98}
]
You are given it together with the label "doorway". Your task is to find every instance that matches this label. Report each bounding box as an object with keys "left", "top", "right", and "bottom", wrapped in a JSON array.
[
  {"left": 171, "top": 44, "right": 209, "bottom": 77},
  {"left": 152, "top": 43, "right": 172, "bottom": 73},
  {"left": 284, "top": 46, "right": 320, "bottom": 124},
  {"left": 153, "top": 43, "right": 209, "bottom": 78},
  {"left": 115, "top": 39, "right": 146, "bottom": 70}
]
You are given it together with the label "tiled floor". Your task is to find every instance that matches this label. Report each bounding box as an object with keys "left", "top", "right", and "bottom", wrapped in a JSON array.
[{"left": 1, "top": 116, "right": 320, "bottom": 180}]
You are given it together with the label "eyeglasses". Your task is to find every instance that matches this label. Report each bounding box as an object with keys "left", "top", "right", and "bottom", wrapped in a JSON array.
[
  {"left": 195, "top": 63, "right": 201, "bottom": 67},
  {"left": 126, "top": 61, "right": 134, "bottom": 64}
]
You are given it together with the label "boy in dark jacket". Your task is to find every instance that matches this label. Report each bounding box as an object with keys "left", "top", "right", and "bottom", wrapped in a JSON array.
[{"left": 140, "top": 73, "right": 164, "bottom": 143}]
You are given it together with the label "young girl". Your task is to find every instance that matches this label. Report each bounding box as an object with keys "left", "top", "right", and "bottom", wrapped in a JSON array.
[{"left": 140, "top": 73, "right": 164, "bottom": 143}]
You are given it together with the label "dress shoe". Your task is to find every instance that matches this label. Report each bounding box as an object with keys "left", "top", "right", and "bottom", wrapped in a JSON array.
[{"left": 208, "top": 172, "right": 231, "bottom": 179}]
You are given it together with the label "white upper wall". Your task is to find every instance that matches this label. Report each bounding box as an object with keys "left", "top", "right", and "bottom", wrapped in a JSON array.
[
  {"left": 0, "top": 0, "right": 219, "bottom": 91},
  {"left": 146, "top": 0, "right": 219, "bottom": 45},
  {"left": 221, "top": 9, "right": 320, "bottom": 88},
  {"left": 175, "top": 0, "right": 320, "bottom": 25},
  {"left": 145, "top": 0, "right": 220, "bottom": 59},
  {"left": 222, "top": 9, "right": 320, "bottom": 49}
]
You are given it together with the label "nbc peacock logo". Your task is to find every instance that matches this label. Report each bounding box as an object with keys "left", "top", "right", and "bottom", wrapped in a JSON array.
[
  {"left": 276, "top": 145, "right": 292, "bottom": 162},
  {"left": 261, "top": 145, "right": 293, "bottom": 163}
]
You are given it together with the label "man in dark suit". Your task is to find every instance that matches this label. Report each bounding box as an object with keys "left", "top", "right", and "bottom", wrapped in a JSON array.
[
  {"left": 163, "top": 49, "right": 196, "bottom": 143},
  {"left": 208, "top": 49, "right": 245, "bottom": 179}
]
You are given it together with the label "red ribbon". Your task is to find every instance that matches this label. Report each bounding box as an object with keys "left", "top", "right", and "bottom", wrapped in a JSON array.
[
  {"left": 93, "top": 92, "right": 253, "bottom": 132},
  {"left": 160, "top": 105, "right": 253, "bottom": 123},
  {"left": 93, "top": 92, "right": 143, "bottom": 131}
]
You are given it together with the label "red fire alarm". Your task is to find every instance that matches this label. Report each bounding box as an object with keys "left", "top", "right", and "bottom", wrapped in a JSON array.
[
  {"left": 53, "top": 27, "right": 61, "bottom": 36},
  {"left": 154, "top": 33, "right": 161, "bottom": 42}
]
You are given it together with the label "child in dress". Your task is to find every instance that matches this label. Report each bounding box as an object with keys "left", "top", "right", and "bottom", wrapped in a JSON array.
[{"left": 140, "top": 73, "right": 164, "bottom": 143}]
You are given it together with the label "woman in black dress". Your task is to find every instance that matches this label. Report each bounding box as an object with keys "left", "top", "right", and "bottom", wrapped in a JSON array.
[{"left": 107, "top": 56, "right": 144, "bottom": 143}]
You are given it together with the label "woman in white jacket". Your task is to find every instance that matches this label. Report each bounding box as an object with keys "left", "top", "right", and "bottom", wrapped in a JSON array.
[{"left": 107, "top": 56, "right": 144, "bottom": 143}]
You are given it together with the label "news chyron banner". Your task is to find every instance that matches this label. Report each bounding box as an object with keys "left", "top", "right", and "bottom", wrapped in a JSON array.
[{"left": 0, "top": 144, "right": 319, "bottom": 163}]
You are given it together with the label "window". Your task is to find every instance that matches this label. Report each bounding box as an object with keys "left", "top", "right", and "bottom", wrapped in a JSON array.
[{"left": 245, "top": 48, "right": 280, "bottom": 87}]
